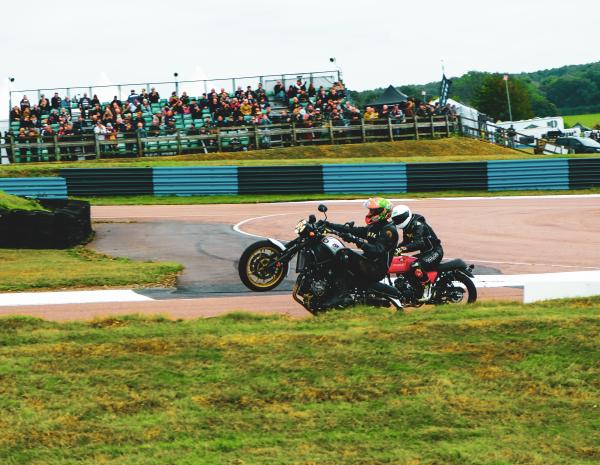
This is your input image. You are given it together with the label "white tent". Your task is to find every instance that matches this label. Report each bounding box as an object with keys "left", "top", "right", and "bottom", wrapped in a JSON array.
[{"left": 431, "top": 98, "right": 480, "bottom": 130}]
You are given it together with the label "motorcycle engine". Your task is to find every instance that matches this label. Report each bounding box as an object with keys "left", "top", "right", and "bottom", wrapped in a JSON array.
[
  {"left": 310, "top": 279, "right": 328, "bottom": 297},
  {"left": 393, "top": 276, "right": 417, "bottom": 301}
]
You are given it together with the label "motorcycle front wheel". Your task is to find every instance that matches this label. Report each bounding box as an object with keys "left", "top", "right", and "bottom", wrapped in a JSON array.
[{"left": 238, "top": 240, "right": 289, "bottom": 292}]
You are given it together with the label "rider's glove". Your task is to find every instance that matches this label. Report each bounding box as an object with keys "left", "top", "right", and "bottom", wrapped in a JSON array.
[
  {"left": 339, "top": 232, "right": 353, "bottom": 243},
  {"left": 355, "top": 237, "right": 367, "bottom": 249}
]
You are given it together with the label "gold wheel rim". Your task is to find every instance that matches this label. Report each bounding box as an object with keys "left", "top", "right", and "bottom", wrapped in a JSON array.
[{"left": 246, "top": 247, "right": 284, "bottom": 288}]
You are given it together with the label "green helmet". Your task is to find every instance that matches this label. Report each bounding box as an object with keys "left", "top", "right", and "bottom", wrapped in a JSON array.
[{"left": 364, "top": 197, "right": 393, "bottom": 225}]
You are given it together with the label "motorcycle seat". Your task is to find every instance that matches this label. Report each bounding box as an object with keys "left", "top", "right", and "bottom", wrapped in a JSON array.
[{"left": 437, "top": 259, "right": 467, "bottom": 271}]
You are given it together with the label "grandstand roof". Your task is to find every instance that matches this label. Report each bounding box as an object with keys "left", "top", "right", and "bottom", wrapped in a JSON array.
[{"left": 367, "top": 85, "right": 408, "bottom": 106}]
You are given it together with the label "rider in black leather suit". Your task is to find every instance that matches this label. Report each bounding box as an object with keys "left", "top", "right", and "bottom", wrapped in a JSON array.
[
  {"left": 392, "top": 205, "right": 443, "bottom": 301},
  {"left": 324, "top": 198, "right": 399, "bottom": 305}
]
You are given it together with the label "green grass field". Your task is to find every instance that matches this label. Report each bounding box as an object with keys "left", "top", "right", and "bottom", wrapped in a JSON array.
[
  {"left": 0, "top": 247, "right": 182, "bottom": 292},
  {"left": 0, "top": 191, "right": 48, "bottom": 211},
  {"left": 0, "top": 299, "right": 598, "bottom": 464},
  {"left": 80, "top": 187, "right": 600, "bottom": 206},
  {"left": 563, "top": 113, "right": 600, "bottom": 129}
]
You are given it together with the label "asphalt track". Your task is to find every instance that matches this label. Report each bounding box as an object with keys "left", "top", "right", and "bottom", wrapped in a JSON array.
[{"left": 2, "top": 195, "right": 600, "bottom": 320}]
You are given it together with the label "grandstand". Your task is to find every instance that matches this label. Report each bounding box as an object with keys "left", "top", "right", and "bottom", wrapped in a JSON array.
[{"left": 2, "top": 69, "right": 457, "bottom": 163}]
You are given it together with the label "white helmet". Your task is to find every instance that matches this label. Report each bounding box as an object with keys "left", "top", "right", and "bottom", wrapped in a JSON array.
[{"left": 391, "top": 205, "right": 412, "bottom": 229}]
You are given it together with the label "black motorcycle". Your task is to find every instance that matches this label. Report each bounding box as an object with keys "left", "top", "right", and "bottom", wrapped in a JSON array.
[{"left": 238, "top": 204, "right": 417, "bottom": 314}]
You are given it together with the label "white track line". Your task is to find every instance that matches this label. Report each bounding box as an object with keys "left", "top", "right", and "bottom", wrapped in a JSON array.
[
  {"left": 275, "top": 194, "right": 600, "bottom": 205},
  {"left": 0, "top": 290, "right": 153, "bottom": 307},
  {"left": 459, "top": 258, "right": 600, "bottom": 270},
  {"left": 232, "top": 213, "right": 291, "bottom": 239}
]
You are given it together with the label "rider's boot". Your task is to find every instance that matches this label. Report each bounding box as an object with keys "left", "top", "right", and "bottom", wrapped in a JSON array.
[{"left": 418, "top": 283, "right": 432, "bottom": 302}]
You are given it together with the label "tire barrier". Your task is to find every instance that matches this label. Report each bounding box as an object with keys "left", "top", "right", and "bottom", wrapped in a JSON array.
[
  {"left": 1, "top": 157, "right": 599, "bottom": 197},
  {"left": 238, "top": 165, "right": 323, "bottom": 194},
  {"left": 568, "top": 158, "right": 600, "bottom": 189},
  {"left": 153, "top": 166, "right": 238, "bottom": 196},
  {"left": 0, "top": 199, "right": 92, "bottom": 249},
  {"left": 323, "top": 164, "right": 407, "bottom": 194},
  {"left": 487, "top": 159, "right": 569, "bottom": 191},
  {"left": 59, "top": 168, "right": 153, "bottom": 196},
  {"left": 406, "top": 162, "right": 488, "bottom": 192},
  {"left": 0, "top": 177, "right": 67, "bottom": 199}
]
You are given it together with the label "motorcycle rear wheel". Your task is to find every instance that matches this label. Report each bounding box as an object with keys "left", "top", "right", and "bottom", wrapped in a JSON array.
[
  {"left": 238, "top": 240, "right": 288, "bottom": 292},
  {"left": 444, "top": 273, "right": 477, "bottom": 304}
]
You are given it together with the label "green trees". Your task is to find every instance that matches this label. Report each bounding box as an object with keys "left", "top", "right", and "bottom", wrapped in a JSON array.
[
  {"left": 472, "top": 75, "right": 533, "bottom": 122},
  {"left": 349, "top": 60, "right": 600, "bottom": 116},
  {"left": 543, "top": 76, "right": 600, "bottom": 108}
]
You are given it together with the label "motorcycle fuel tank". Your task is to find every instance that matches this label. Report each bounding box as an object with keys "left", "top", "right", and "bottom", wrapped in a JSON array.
[
  {"left": 388, "top": 255, "right": 416, "bottom": 273},
  {"left": 321, "top": 236, "right": 345, "bottom": 255}
]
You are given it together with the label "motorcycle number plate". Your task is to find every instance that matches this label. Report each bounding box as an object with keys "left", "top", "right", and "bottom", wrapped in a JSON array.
[{"left": 321, "top": 236, "right": 344, "bottom": 254}]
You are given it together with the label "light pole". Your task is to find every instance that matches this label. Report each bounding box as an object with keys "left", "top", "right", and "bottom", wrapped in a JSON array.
[
  {"left": 174, "top": 72, "right": 179, "bottom": 96},
  {"left": 503, "top": 74, "right": 513, "bottom": 121},
  {"left": 7, "top": 77, "right": 15, "bottom": 117},
  {"left": 329, "top": 57, "right": 343, "bottom": 82},
  {"left": 421, "top": 90, "right": 427, "bottom": 103}
]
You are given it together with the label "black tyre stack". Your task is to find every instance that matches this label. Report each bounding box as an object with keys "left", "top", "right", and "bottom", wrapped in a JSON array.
[{"left": 0, "top": 199, "right": 93, "bottom": 249}]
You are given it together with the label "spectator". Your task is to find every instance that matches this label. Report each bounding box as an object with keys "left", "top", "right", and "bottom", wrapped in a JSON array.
[
  {"left": 27, "top": 127, "right": 40, "bottom": 161},
  {"left": 10, "top": 106, "right": 21, "bottom": 121},
  {"left": 273, "top": 81, "right": 285, "bottom": 98},
  {"left": 94, "top": 121, "right": 107, "bottom": 153},
  {"left": 127, "top": 89, "right": 139, "bottom": 104},
  {"left": 240, "top": 99, "right": 252, "bottom": 116},
  {"left": 364, "top": 107, "right": 379, "bottom": 121},
  {"left": 17, "top": 128, "right": 28, "bottom": 159},
  {"left": 51, "top": 92, "right": 62, "bottom": 109},
  {"left": 41, "top": 124, "right": 56, "bottom": 159},
  {"left": 149, "top": 88, "right": 160, "bottom": 103},
  {"left": 60, "top": 96, "right": 72, "bottom": 112},
  {"left": 20, "top": 95, "right": 31, "bottom": 110}
]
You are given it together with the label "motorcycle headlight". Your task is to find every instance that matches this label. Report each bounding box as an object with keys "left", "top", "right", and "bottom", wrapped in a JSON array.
[{"left": 295, "top": 219, "right": 307, "bottom": 235}]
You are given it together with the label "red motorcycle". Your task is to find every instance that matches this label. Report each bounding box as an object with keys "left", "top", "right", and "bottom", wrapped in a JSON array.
[{"left": 386, "top": 254, "right": 477, "bottom": 307}]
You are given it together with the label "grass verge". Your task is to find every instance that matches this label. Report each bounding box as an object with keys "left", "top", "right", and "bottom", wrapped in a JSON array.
[
  {"left": 563, "top": 113, "right": 600, "bottom": 129},
  {"left": 0, "top": 190, "right": 48, "bottom": 211},
  {"left": 0, "top": 299, "right": 598, "bottom": 464},
  {"left": 81, "top": 187, "right": 600, "bottom": 206},
  {"left": 0, "top": 247, "right": 182, "bottom": 292},
  {"left": 2, "top": 137, "right": 594, "bottom": 178}
]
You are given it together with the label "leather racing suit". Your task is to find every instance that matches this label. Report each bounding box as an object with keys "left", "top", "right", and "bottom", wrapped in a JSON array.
[
  {"left": 397, "top": 213, "right": 443, "bottom": 283},
  {"left": 327, "top": 219, "right": 399, "bottom": 286}
]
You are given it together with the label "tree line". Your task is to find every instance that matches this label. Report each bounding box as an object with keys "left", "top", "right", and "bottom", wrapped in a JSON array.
[{"left": 349, "top": 61, "right": 600, "bottom": 121}]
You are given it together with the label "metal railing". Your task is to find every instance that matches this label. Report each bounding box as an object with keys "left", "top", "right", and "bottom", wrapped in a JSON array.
[
  {"left": 8, "top": 70, "right": 342, "bottom": 115},
  {"left": 0, "top": 116, "right": 456, "bottom": 164},
  {"left": 458, "top": 116, "right": 568, "bottom": 155}
]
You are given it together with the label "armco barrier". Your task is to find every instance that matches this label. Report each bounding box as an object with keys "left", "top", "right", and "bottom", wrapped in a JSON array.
[
  {"left": 237, "top": 166, "right": 323, "bottom": 194},
  {"left": 60, "top": 168, "right": 154, "bottom": 196},
  {"left": 0, "top": 177, "right": 67, "bottom": 199},
  {"left": 153, "top": 166, "right": 238, "bottom": 196},
  {"left": 568, "top": 158, "right": 600, "bottom": 189},
  {"left": 322, "top": 164, "right": 407, "bottom": 194},
  {"left": 26, "top": 157, "right": 599, "bottom": 197},
  {"left": 487, "top": 159, "right": 569, "bottom": 191},
  {"left": 407, "top": 162, "right": 488, "bottom": 192}
]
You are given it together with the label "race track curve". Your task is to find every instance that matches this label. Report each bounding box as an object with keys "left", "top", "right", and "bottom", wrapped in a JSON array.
[{"left": 2, "top": 195, "right": 599, "bottom": 321}]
